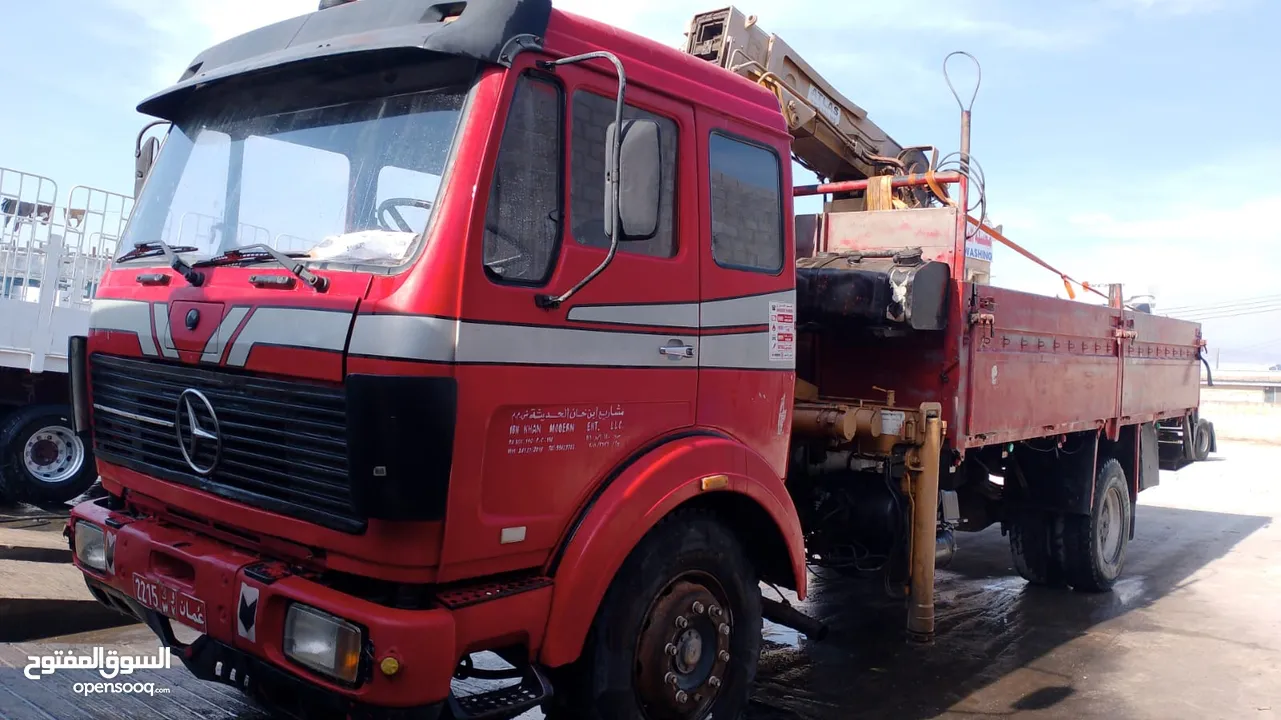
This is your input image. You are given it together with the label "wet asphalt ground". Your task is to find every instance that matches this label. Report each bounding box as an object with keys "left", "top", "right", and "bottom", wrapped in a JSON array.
[{"left": 2, "top": 440, "right": 1278, "bottom": 719}]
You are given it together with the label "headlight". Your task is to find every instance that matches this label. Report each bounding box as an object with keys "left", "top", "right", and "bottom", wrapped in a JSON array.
[
  {"left": 74, "top": 521, "right": 107, "bottom": 572},
  {"left": 284, "top": 604, "right": 363, "bottom": 684}
]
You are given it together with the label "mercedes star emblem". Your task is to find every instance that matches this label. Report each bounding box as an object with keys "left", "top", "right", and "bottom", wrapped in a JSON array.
[{"left": 175, "top": 388, "right": 221, "bottom": 476}]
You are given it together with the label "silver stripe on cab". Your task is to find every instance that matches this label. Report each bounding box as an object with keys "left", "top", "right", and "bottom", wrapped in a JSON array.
[
  {"left": 349, "top": 315, "right": 700, "bottom": 368},
  {"left": 701, "top": 290, "right": 795, "bottom": 329},
  {"left": 89, "top": 298, "right": 159, "bottom": 357},
  {"left": 563, "top": 290, "right": 795, "bottom": 330},
  {"left": 201, "top": 306, "right": 250, "bottom": 364},
  {"left": 152, "top": 302, "right": 180, "bottom": 359},
  {"left": 225, "top": 307, "right": 352, "bottom": 367},
  {"left": 565, "top": 302, "right": 700, "bottom": 329},
  {"left": 348, "top": 314, "right": 458, "bottom": 363}
]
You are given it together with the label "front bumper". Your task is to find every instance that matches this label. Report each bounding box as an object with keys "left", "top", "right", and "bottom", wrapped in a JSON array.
[{"left": 68, "top": 497, "right": 461, "bottom": 714}]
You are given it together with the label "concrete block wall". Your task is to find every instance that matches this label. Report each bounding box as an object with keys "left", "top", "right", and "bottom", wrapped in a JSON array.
[{"left": 711, "top": 172, "right": 782, "bottom": 270}]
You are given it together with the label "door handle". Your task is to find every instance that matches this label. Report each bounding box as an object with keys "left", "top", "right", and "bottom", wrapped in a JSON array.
[{"left": 659, "top": 341, "right": 695, "bottom": 359}]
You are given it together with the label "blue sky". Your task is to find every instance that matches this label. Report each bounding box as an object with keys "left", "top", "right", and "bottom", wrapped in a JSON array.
[{"left": 2, "top": 0, "right": 1278, "bottom": 363}]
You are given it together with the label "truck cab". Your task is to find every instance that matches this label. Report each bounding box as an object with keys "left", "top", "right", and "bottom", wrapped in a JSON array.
[{"left": 69, "top": 1, "right": 806, "bottom": 717}]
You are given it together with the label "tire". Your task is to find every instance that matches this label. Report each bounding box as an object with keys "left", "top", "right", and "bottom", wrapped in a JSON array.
[
  {"left": 1062, "top": 458, "right": 1131, "bottom": 593},
  {"left": 544, "top": 510, "right": 762, "bottom": 720},
  {"left": 0, "top": 405, "right": 99, "bottom": 508},
  {"left": 1008, "top": 509, "right": 1065, "bottom": 587},
  {"left": 1193, "top": 419, "right": 1212, "bottom": 462}
]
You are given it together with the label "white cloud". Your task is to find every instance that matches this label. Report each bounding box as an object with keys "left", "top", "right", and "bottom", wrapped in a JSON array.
[{"left": 985, "top": 186, "right": 1281, "bottom": 357}]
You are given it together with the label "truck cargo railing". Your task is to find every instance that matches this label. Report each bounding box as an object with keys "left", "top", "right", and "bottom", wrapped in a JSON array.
[{"left": 0, "top": 166, "right": 131, "bottom": 374}]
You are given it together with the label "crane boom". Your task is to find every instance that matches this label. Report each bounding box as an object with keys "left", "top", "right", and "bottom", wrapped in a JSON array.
[{"left": 683, "top": 6, "right": 929, "bottom": 184}]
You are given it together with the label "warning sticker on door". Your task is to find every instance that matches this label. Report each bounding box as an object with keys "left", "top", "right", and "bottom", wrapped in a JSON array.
[{"left": 769, "top": 301, "right": 795, "bottom": 362}]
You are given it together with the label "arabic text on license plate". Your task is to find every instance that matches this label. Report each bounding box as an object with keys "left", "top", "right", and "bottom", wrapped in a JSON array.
[{"left": 132, "top": 573, "right": 207, "bottom": 632}]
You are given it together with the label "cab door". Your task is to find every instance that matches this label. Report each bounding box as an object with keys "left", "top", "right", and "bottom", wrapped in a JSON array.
[
  {"left": 439, "top": 59, "right": 701, "bottom": 578},
  {"left": 694, "top": 109, "right": 797, "bottom": 481}
]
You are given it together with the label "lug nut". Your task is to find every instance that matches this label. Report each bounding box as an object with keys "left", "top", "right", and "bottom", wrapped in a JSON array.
[
  {"left": 676, "top": 691, "right": 689, "bottom": 704},
  {"left": 708, "top": 676, "right": 722, "bottom": 688},
  {"left": 709, "top": 605, "right": 723, "bottom": 618},
  {"left": 719, "top": 623, "right": 730, "bottom": 636},
  {"left": 665, "top": 643, "right": 679, "bottom": 657},
  {"left": 692, "top": 601, "right": 705, "bottom": 614},
  {"left": 675, "top": 616, "right": 689, "bottom": 629},
  {"left": 665, "top": 672, "right": 679, "bottom": 687},
  {"left": 719, "top": 650, "right": 731, "bottom": 662}
]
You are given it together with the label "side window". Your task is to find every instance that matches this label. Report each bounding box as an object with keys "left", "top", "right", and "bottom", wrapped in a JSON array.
[
  {"left": 571, "top": 90, "right": 677, "bottom": 258},
  {"left": 483, "top": 74, "right": 563, "bottom": 284},
  {"left": 708, "top": 132, "right": 784, "bottom": 273}
]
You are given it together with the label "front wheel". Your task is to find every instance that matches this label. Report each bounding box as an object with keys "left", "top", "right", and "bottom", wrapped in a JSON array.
[
  {"left": 545, "top": 511, "right": 762, "bottom": 720},
  {"left": 0, "top": 405, "right": 99, "bottom": 508}
]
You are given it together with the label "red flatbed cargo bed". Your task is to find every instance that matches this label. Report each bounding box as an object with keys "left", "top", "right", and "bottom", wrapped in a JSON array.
[{"left": 796, "top": 204, "right": 1204, "bottom": 451}]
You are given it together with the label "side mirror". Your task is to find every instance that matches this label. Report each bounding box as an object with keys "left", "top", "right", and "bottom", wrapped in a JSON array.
[
  {"left": 135, "top": 135, "right": 160, "bottom": 198},
  {"left": 604, "top": 118, "right": 661, "bottom": 242}
]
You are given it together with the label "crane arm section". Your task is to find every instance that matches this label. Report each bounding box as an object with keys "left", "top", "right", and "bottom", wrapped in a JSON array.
[{"left": 683, "top": 6, "right": 928, "bottom": 183}]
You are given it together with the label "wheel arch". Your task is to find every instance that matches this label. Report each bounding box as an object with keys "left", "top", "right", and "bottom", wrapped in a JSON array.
[{"left": 537, "top": 431, "right": 805, "bottom": 669}]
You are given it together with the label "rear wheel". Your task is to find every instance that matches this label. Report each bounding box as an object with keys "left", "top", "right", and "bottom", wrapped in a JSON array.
[
  {"left": 1193, "top": 419, "right": 1212, "bottom": 462},
  {"left": 1008, "top": 509, "right": 1064, "bottom": 587},
  {"left": 544, "top": 511, "right": 762, "bottom": 720},
  {"left": 1062, "top": 458, "right": 1131, "bottom": 593},
  {"left": 0, "top": 405, "right": 98, "bottom": 508}
]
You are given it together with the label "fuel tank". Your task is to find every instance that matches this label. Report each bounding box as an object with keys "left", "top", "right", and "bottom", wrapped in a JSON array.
[{"left": 795, "top": 249, "right": 950, "bottom": 332}]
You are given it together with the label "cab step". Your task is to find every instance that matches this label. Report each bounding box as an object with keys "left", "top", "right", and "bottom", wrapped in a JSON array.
[{"left": 447, "top": 665, "right": 552, "bottom": 720}]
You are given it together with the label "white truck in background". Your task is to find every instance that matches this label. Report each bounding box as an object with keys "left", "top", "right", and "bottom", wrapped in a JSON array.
[{"left": 0, "top": 165, "right": 130, "bottom": 507}]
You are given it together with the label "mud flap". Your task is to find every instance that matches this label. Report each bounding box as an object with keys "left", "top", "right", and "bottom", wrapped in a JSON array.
[{"left": 1138, "top": 423, "right": 1160, "bottom": 492}]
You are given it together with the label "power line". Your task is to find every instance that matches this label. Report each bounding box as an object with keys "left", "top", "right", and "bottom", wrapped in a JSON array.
[
  {"left": 1173, "top": 304, "right": 1281, "bottom": 323},
  {"left": 1172, "top": 300, "right": 1281, "bottom": 319},
  {"left": 1167, "top": 298, "right": 1281, "bottom": 320},
  {"left": 1231, "top": 336, "right": 1281, "bottom": 352},
  {"left": 1162, "top": 293, "right": 1281, "bottom": 313}
]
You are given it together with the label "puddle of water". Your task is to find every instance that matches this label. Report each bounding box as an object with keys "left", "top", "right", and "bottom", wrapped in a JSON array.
[
  {"left": 1111, "top": 576, "right": 1146, "bottom": 606},
  {"left": 763, "top": 619, "right": 801, "bottom": 648}
]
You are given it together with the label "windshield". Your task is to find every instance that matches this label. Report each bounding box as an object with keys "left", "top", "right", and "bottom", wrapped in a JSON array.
[{"left": 122, "top": 86, "right": 467, "bottom": 268}]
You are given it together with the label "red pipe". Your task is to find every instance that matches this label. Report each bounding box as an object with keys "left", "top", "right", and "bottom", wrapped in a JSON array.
[{"left": 793, "top": 172, "right": 963, "bottom": 197}]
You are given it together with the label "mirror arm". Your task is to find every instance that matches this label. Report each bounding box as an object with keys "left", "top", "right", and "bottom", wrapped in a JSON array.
[
  {"left": 534, "top": 51, "right": 627, "bottom": 310},
  {"left": 135, "top": 120, "right": 170, "bottom": 158},
  {"left": 134, "top": 120, "right": 171, "bottom": 197}
]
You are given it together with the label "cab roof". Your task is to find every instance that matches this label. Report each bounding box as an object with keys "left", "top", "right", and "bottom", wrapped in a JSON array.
[
  {"left": 136, "top": 0, "right": 786, "bottom": 138},
  {"left": 546, "top": 9, "right": 786, "bottom": 135}
]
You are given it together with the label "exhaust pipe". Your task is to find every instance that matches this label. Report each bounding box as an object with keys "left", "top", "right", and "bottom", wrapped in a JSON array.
[
  {"left": 761, "top": 597, "right": 829, "bottom": 641},
  {"left": 936, "top": 528, "right": 956, "bottom": 569}
]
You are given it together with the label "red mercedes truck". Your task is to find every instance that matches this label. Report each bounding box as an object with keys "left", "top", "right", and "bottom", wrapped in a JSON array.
[{"left": 65, "top": 1, "right": 1207, "bottom": 718}]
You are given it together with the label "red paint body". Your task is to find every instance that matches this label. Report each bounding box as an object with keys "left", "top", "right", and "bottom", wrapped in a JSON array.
[
  {"left": 71, "top": 8, "right": 805, "bottom": 710},
  {"left": 67, "top": 4, "right": 1203, "bottom": 713}
]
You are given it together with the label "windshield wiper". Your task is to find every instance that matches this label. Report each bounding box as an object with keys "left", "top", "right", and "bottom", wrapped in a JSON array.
[
  {"left": 116, "top": 241, "right": 205, "bottom": 286},
  {"left": 193, "top": 244, "right": 329, "bottom": 292}
]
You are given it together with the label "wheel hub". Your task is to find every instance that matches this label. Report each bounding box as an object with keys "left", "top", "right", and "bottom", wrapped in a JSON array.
[
  {"left": 1098, "top": 486, "right": 1124, "bottom": 567},
  {"left": 22, "top": 425, "right": 85, "bottom": 484},
  {"left": 674, "top": 629, "right": 703, "bottom": 674},
  {"left": 635, "top": 578, "right": 732, "bottom": 718}
]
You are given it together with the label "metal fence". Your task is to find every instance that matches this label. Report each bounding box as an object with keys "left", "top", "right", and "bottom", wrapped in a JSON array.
[{"left": 0, "top": 166, "right": 132, "bottom": 373}]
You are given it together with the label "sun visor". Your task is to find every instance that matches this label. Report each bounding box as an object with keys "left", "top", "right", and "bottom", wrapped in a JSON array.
[{"left": 138, "top": 0, "right": 552, "bottom": 119}]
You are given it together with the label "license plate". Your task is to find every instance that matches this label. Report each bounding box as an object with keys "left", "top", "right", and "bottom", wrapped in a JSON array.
[{"left": 132, "top": 573, "right": 207, "bottom": 632}]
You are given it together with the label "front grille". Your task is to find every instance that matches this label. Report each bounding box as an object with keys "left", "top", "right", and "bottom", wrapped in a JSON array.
[{"left": 89, "top": 353, "right": 363, "bottom": 533}]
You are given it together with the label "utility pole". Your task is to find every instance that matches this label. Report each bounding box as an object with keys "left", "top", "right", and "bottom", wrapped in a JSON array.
[{"left": 1216, "top": 348, "right": 1220, "bottom": 370}]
